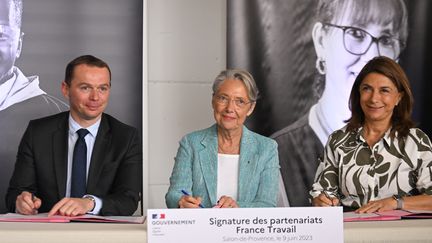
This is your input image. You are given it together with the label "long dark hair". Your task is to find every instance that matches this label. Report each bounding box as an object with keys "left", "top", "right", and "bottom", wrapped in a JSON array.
[{"left": 346, "top": 56, "right": 414, "bottom": 138}]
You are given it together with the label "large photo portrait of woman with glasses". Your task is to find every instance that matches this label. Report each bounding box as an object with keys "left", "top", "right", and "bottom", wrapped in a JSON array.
[{"left": 228, "top": 0, "right": 432, "bottom": 207}]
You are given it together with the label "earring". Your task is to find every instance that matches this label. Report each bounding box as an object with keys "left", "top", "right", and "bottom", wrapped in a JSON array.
[{"left": 316, "top": 57, "right": 326, "bottom": 75}]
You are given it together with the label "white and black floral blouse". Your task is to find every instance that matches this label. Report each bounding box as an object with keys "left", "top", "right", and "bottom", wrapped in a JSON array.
[{"left": 310, "top": 126, "right": 432, "bottom": 209}]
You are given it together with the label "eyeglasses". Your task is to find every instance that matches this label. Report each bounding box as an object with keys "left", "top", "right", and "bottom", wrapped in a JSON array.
[
  {"left": 214, "top": 94, "right": 253, "bottom": 109},
  {"left": 323, "top": 23, "right": 403, "bottom": 60}
]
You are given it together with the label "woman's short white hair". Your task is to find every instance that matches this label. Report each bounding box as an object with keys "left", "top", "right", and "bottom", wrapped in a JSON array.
[{"left": 212, "top": 69, "right": 259, "bottom": 102}]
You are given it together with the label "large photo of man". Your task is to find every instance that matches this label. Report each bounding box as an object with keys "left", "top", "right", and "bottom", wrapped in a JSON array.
[
  {"left": 0, "top": 0, "right": 142, "bottom": 213},
  {"left": 0, "top": 0, "right": 67, "bottom": 213}
]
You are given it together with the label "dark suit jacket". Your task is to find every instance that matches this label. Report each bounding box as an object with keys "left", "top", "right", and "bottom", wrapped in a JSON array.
[
  {"left": 271, "top": 113, "right": 323, "bottom": 206},
  {"left": 6, "top": 112, "right": 142, "bottom": 216},
  {"left": 0, "top": 94, "right": 68, "bottom": 214}
]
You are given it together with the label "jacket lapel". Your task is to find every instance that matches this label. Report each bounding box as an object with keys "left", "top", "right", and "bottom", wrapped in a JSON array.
[
  {"left": 198, "top": 125, "right": 218, "bottom": 205},
  {"left": 86, "top": 115, "right": 111, "bottom": 193},
  {"left": 237, "top": 126, "right": 258, "bottom": 202},
  {"left": 53, "top": 113, "right": 69, "bottom": 198}
]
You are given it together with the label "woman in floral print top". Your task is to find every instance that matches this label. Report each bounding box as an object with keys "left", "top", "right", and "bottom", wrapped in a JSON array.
[{"left": 311, "top": 56, "right": 432, "bottom": 212}]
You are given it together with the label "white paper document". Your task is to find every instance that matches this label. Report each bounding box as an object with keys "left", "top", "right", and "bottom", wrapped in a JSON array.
[{"left": 148, "top": 207, "right": 343, "bottom": 243}]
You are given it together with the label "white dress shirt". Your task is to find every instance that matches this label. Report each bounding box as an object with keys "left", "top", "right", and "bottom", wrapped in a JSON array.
[
  {"left": 217, "top": 153, "right": 239, "bottom": 201},
  {"left": 66, "top": 115, "right": 102, "bottom": 214}
]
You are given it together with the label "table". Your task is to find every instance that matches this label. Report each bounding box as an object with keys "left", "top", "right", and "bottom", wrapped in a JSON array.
[
  {"left": 344, "top": 219, "right": 432, "bottom": 242},
  {"left": 0, "top": 221, "right": 147, "bottom": 243},
  {"left": 1, "top": 219, "right": 431, "bottom": 242}
]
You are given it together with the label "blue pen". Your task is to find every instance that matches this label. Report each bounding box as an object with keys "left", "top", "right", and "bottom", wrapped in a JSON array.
[{"left": 181, "top": 189, "right": 204, "bottom": 208}]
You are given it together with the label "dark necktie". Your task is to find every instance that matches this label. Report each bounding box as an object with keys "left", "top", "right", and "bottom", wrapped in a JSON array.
[{"left": 71, "top": 129, "right": 90, "bottom": 198}]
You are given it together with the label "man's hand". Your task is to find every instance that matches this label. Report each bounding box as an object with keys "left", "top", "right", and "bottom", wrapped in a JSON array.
[
  {"left": 48, "top": 197, "right": 94, "bottom": 217},
  {"left": 16, "top": 191, "right": 42, "bottom": 215}
]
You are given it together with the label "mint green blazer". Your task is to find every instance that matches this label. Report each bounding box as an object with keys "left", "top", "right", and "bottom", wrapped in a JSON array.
[{"left": 165, "top": 124, "right": 280, "bottom": 208}]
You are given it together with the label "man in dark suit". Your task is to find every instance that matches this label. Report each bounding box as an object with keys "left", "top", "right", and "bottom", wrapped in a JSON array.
[{"left": 6, "top": 55, "right": 142, "bottom": 216}]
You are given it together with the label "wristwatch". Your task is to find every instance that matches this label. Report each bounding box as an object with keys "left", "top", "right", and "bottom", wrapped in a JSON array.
[
  {"left": 83, "top": 195, "right": 96, "bottom": 211},
  {"left": 392, "top": 195, "right": 404, "bottom": 210}
]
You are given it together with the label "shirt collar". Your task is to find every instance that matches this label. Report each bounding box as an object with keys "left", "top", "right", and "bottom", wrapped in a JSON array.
[
  {"left": 382, "top": 128, "right": 393, "bottom": 146},
  {"left": 0, "top": 67, "right": 45, "bottom": 111},
  {"left": 308, "top": 104, "right": 330, "bottom": 145},
  {"left": 355, "top": 126, "right": 393, "bottom": 146},
  {"left": 68, "top": 114, "right": 101, "bottom": 138}
]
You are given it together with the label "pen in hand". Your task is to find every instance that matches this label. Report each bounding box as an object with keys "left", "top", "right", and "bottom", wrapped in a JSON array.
[
  {"left": 323, "top": 191, "right": 338, "bottom": 206},
  {"left": 28, "top": 192, "right": 40, "bottom": 214},
  {"left": 181, "top": 190, "right": 204, "bottom": 208}
]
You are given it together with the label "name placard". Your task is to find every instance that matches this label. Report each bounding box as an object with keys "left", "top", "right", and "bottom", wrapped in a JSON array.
[{"left": 147, "top": 207, "right": 343, "bottom": 243}]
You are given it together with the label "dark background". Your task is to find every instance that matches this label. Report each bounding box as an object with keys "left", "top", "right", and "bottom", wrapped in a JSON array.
[
  {"left": 17, "top": 0, "right": 143, "bottom": 130},
  {"left": 228, "top": 0, "right": 432, "bottom": 138},
  {"left": 0, "top": 0, "right": 142, "bottom": 213}
]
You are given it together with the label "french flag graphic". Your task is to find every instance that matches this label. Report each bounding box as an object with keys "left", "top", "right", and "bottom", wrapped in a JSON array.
[{"left": 152, "top": 213, "right": 165, "bottom": 219}]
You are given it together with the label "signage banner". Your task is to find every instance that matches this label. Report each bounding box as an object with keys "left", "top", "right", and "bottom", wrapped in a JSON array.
[{"left": 147, "top": 207, "right": 343, "bottom": 243}]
